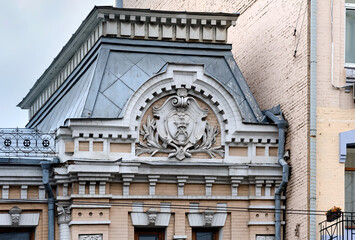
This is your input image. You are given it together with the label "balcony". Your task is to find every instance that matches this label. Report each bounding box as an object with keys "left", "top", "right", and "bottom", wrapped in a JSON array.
[
  {"left": 320, "top": 213, "right": 355, "bottom": 240},
  {"left": 0, "top": 128, "right": 56, "bottom": 158}
]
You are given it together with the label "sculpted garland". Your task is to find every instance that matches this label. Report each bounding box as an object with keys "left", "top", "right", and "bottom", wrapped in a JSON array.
[{"left": 136, "top": 89, "right": 224, "bottom": 160}]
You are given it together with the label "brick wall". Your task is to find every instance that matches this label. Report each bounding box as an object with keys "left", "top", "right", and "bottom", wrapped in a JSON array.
[{"left": 124, "top": 0, "right": 310, "bottom": 238}]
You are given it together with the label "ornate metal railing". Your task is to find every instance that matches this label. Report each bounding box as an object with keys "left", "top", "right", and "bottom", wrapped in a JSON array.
[
  {"left": 319, "top": 213, "right": 355, "bottom": 240},
  {"left": 0, "top": 128, "right": 56, "bottom": 158}
]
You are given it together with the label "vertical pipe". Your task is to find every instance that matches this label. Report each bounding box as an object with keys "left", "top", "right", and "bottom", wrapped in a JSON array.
[
  {"left": 265, "top": 110, "right": 288, "bottom": 240},
  {"left": 275, "top": 128, "right": 288, "bottom": 240},
  {"left": 41, "top": 161, "right": 55, "bottom": 240},
  {"left": 116, "top": 0, "right": 123, "bottom": 8},
  {"left": 310, "top": 0, "right": 317, "bottom": 239}
]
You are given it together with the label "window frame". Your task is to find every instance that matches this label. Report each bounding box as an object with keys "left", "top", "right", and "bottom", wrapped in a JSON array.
[
  {"left": 0, "top": 227, "right": 35, "bottom": 240},
  {"left": 134, "top": 228, "right": 165, "bottom": 240},
  {"left": 192, "top": 228, "right": 219, "bottom": 240},
  {"left": 344, "top": 146, "right": 355, "bottom": 218},
  {"left": 345, "top": 3, "right": 355, "bottom": 67}
]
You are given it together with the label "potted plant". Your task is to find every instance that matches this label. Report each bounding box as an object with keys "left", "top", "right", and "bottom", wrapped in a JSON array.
[{"left": 326, "top": 206, "right": 342, "bottom": 222}]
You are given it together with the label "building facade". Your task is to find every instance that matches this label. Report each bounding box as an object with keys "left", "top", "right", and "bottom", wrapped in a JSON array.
[
  {"left": 0, "top": 7, "right": 288, "bottom": 240},
  {"left": 122, "top": 0, "right": 355, "bottom": 239}
]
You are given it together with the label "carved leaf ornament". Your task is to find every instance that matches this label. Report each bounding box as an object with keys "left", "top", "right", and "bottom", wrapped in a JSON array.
[{"left": 137, "top": 89, "right": 224, "bottom": 160}]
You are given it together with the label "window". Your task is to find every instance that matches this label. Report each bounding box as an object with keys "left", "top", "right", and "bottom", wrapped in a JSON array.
[
  {"left": 346, "top": 1, "right": 355, "bottom": 65},
  {"left": 192, "top": 228, "right": 219, "bottom": 240},
  {"left": 345, "top": 146, "right": 355, "bottom": 212},
  {"left": 134, "top": 228, "right": 164, "bottom": 240},
  {"left": 0, "top": 228, "right": 35, "bottom": 240}
]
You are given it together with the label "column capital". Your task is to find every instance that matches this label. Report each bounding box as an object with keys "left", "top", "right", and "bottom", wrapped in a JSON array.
[{"left": 57, "top": 205, "right": 71, "bottom": 224}]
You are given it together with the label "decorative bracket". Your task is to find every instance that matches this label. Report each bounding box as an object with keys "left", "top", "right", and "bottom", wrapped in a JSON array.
[
  {"left": 147, "top": 208, "right": 159, "bottom": 225},
  {"left": 9, "top": 206, "right": 22, "bottom": 226}
]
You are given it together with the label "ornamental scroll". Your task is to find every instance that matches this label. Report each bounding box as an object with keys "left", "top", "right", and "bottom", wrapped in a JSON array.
[{"left": 136, "top": 89, "right": 224, "bottom": 160}]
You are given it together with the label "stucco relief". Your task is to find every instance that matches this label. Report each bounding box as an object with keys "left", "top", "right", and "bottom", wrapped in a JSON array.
[
  {"left": 9, "top": 206, "right": 21, "bottom": 226},
  {"left": 79, "top": 234, "right": 103, "bottom": 240},
  {"left": 203, "top": 210, "right": 214, "bottom": 226},
  {"left": 136, "top": 89, "right": 224, "bottom": 160},
  {"left": 147, "top": 208, "right": 158, "bottom": 225},
  {"left": 57, "top": 205, "right": 71, "bottom": 224},
  {"left": 255, "top": 236, "right": 275, "bottom": 240}
]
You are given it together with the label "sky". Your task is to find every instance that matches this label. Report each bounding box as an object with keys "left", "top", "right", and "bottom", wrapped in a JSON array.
[{"left": 0, "top": 0, "right": 115, "bottom": 128}]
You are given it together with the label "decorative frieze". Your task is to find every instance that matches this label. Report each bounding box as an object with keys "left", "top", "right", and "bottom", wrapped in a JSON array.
[
  {"left": 256, "top": 236, "right": 275, "bottom": 240},
  {"left": 101, "top": 10, "right": 237, "bottom": 43},
  {"left": 79, "top": 234, "right": 103, "bottom": 240}
]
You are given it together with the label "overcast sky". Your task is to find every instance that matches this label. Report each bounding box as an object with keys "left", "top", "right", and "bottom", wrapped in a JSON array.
[{"left": 0, "top": 0, "right": 115, "bottom": 128}]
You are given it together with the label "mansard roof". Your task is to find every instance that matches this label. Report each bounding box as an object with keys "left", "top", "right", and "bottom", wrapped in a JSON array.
[
  {"left": 18, "top": 6, "right": 239, "bottom": 111},
  {"left": 18, "top": 7, "right": 268, "bottom": 131}
]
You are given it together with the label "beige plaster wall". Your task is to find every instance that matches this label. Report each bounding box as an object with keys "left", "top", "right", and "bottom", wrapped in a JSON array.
[
  {"left": 102, "top": 199, "right": 276, "bottom": 240},
  {"left": 316, "top": 107, "right": 355, "bottom": 223},
  {"left": 65, "top": 184, "right": 279, "bottom": 239},
  {"left": 124, "top": 0, "right": 310, "bottom": 238},
  {"left": 315, "top": 0, "right": 355, "bottom": 234}
]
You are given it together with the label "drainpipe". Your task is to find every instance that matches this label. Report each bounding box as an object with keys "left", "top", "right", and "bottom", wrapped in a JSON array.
[
  {"left": 310, "top": 0, "right": 317, "bottom": 239},
  {"left": 116, "top": 0, "right": 123, "bottom": 8},
  {"left": 41, "top": 160, "right": 56, "bottom": 240},
  {"left": 265, "top": 109, "right": 289, "bottom": 240}
]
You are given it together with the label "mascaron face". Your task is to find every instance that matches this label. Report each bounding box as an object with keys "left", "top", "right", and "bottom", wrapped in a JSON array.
[
  {"left": 148, "top": 213, "right": 157, "bottom": 224},
  {"left": 204, "top": 213, "right": 213, "bottom": 225},
  {"left": 11, "top": 214, "right": 20, "bottom": 225}
]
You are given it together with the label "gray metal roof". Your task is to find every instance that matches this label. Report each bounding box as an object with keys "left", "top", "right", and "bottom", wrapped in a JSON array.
[
  {"left": 28, "top": 38, "right": 265, "bottom": 131},
  {"left": 18, "top": 6, "right": 239, "bottom": 110}
]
